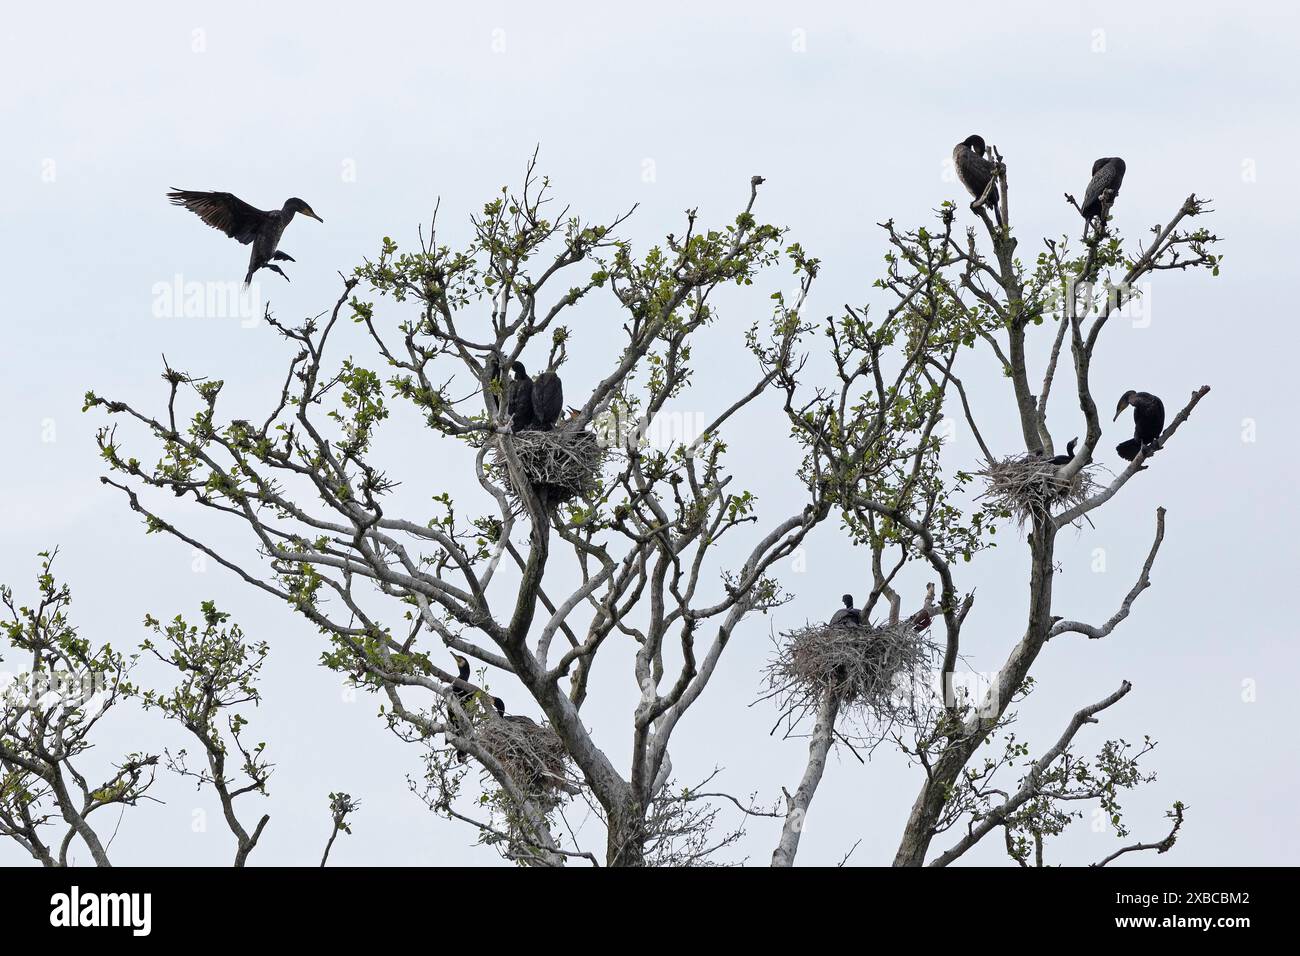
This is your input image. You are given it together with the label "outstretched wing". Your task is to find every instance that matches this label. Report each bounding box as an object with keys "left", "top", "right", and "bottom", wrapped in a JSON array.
[{"left": 167, "top": 189, "right": 269, "bottom": 245}]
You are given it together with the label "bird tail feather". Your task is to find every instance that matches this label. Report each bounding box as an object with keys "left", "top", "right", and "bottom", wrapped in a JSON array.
[{"left": 1116, "top": 438, "right": 1142, "bottom": 461}]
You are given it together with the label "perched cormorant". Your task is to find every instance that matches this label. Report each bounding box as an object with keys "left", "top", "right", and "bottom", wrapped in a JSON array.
[
  {"left": 1080, "top": 158, "right": 1127, "bottom": 222},
  {"left": 508, "top": 362, "right": 536, "bottom": 431},
  {"left": 450, "top": 653, "right": 475, "bottom": 701},
  {"left": 1050, "top": 437, "right": 1079, "bottom": 466},
  {"left": 531, "top": 370, "right": 564, "bottom": 430},
  {"left": 449, "top": 653, "right": 475, "bottom": 762},
  {"left": 167, "top": 189, "right": 323, "bottom": 285},
  {"left": 909, "top": 582, "right": 936, "bottom": 633},
  {"left": 1113, "top": 390, "right": 1164, "bottom": 461},
  {"left": 491, "top": 697, "right": 539, "bottom": 728},
  {"left": 830, "top": 594, "right": 861, "bottom": 628},
  {"left": 953, "top": 135, "right": 1001, "bottom": 223}
]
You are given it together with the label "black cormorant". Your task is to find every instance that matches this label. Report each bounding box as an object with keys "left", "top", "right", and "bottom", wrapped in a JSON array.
[
  {"left": 531, "top": 370, "right": 564, "bottom": 430},
  {"left": 1080, "top": 158, "right": 1126, "bottom": 222},
  {"left": 1050, "top": 437, "right": 1079, "bottom": 466},
  {"left": 953, "top": 135, "right": 1001, "bottom": 223},
  {"left": 450, "top": 653, "right": 475, "bottom": 701},
  {"left": 491, "top": 697, "right": 539, "bottom": 728},
  {"left": 508, "top": 362, "right": 536, "bottom": 431},
  {"left": 167, "top": 189, "right": 323, "bottom": 285},
  {"left": 1113, "top": 390, "right": 1164, "bottom": 461},
  {"left": 830, "top": 594, "right": 861, "bottom": 628},
  {"left": 449, "top": 653, "right": 475, "bottom": 762}
]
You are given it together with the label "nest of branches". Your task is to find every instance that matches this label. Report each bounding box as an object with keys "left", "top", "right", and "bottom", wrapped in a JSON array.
[
  {"left": 977, "top": 454, "right": 1097, "bottom": 527},
  {"left": 477, "top": 714, "right": 579, "bottom": 806},
  {"left": 767, "top": 620, "right": 935, "bottom": 731},
  {"left": 492, "top": 427, "right": 606, "bottom": 505}
]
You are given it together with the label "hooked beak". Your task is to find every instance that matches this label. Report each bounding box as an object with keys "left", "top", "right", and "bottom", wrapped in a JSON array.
[
  {"left": 304, "top": 208, "right": 324, "bottom": 223},
  {"left": 1112, "top": 399, "right": 1128, "bottom": 421}
]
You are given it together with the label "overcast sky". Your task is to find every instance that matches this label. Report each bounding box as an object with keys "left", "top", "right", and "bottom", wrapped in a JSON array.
[{"left": 2, "top": 1, "right": 1297, "bottom": 866}]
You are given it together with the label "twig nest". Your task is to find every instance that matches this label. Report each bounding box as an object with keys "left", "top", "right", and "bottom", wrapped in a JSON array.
[
  {"left": 977, "top": 454, "right": 1097, "bottom": 528},
  {"left": 492, "top": 426, "right": 606, "bottom": 505},
  {"left": 477, "top": 714, "right": 579, "bottom": 805},
  {"left": 768, "top": 620, "right": 935, "bottom": 724}
]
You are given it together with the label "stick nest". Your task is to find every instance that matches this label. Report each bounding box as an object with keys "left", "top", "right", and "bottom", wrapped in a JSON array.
[
  {"left": 477, "top": 715, "right": 579, "bottom": 805},
  {"left": 977, "top": 454, "right": 1097, "bottom": 527},
  {"left": 491, "top": 427, "right": 606, "bottom": 505},
  {"left": 766, "top": 620, "right": 936, "bottom": 729}
]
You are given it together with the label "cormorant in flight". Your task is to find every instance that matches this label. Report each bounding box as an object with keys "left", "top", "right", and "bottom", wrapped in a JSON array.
[
  {"left": 1050, "top": 437, "right": 1079, "bottom": 466},
  {"left": 1080, "top": 158, "right": 1126, "bottom": 223},
  {"left": 830, "top": 594, "right": 861, "bottom": 628},
  {"left": 508, "top": 362, "right": 536, "bottom": 432},
  {"left": 953, "top": 135, "right": 1002, "bottom": 224},
  {"left": 531, "top": 369, "right": 564, "bottom": 430},
  {"left": 167, "top": 189, "right": 323, "bottom": 285},
  {"left": 1113, "top": 390, "right": 1164, "bottom": 461}
]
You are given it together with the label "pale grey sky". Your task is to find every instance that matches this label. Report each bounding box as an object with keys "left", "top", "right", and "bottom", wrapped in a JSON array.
[{"left": 1, "top": 1, "right": 1297, "bottom": 866}]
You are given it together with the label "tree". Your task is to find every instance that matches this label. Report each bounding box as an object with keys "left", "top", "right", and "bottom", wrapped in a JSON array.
[
  {"left": 320, "top": 791, "right": 360, "bottom": 866},
  {"left": 0, "top": 556, "right": 354, "bottom": 866},
  {"left": 0, "top": 552, "right": 157, "bottom": 866},
  {"left": 139, "top": 602, "right": 273, "bottom": 866},
  {"left": 86, "top": 148, "right": 1218, "bottom": 866},
  {"left": 770, "top": 146, "right": 1217, "bottom": 866}
]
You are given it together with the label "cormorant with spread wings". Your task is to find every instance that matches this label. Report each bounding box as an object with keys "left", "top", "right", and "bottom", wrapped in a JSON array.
[{"left": 167, "top": 189, "right": 323, "bottom": 285}]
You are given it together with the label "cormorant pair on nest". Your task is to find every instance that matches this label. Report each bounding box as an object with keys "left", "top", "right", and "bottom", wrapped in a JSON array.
[
  {"left": 829, "top": 594, "right": 932, "bottom": 633},
  {"left": 507, "top": 362, "right": 564, "bottom": 432},
  {"left": 450, "top": 652, "right": 538, "bottom": 733}
]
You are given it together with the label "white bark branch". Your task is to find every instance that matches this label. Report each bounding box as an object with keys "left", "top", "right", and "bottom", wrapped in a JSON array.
[
  {"left": 1051, "top": 507, "right": 1166, "bottom": 640},
  {"left": 771, "top": 692, "right": 841, "bottom": 867}
]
